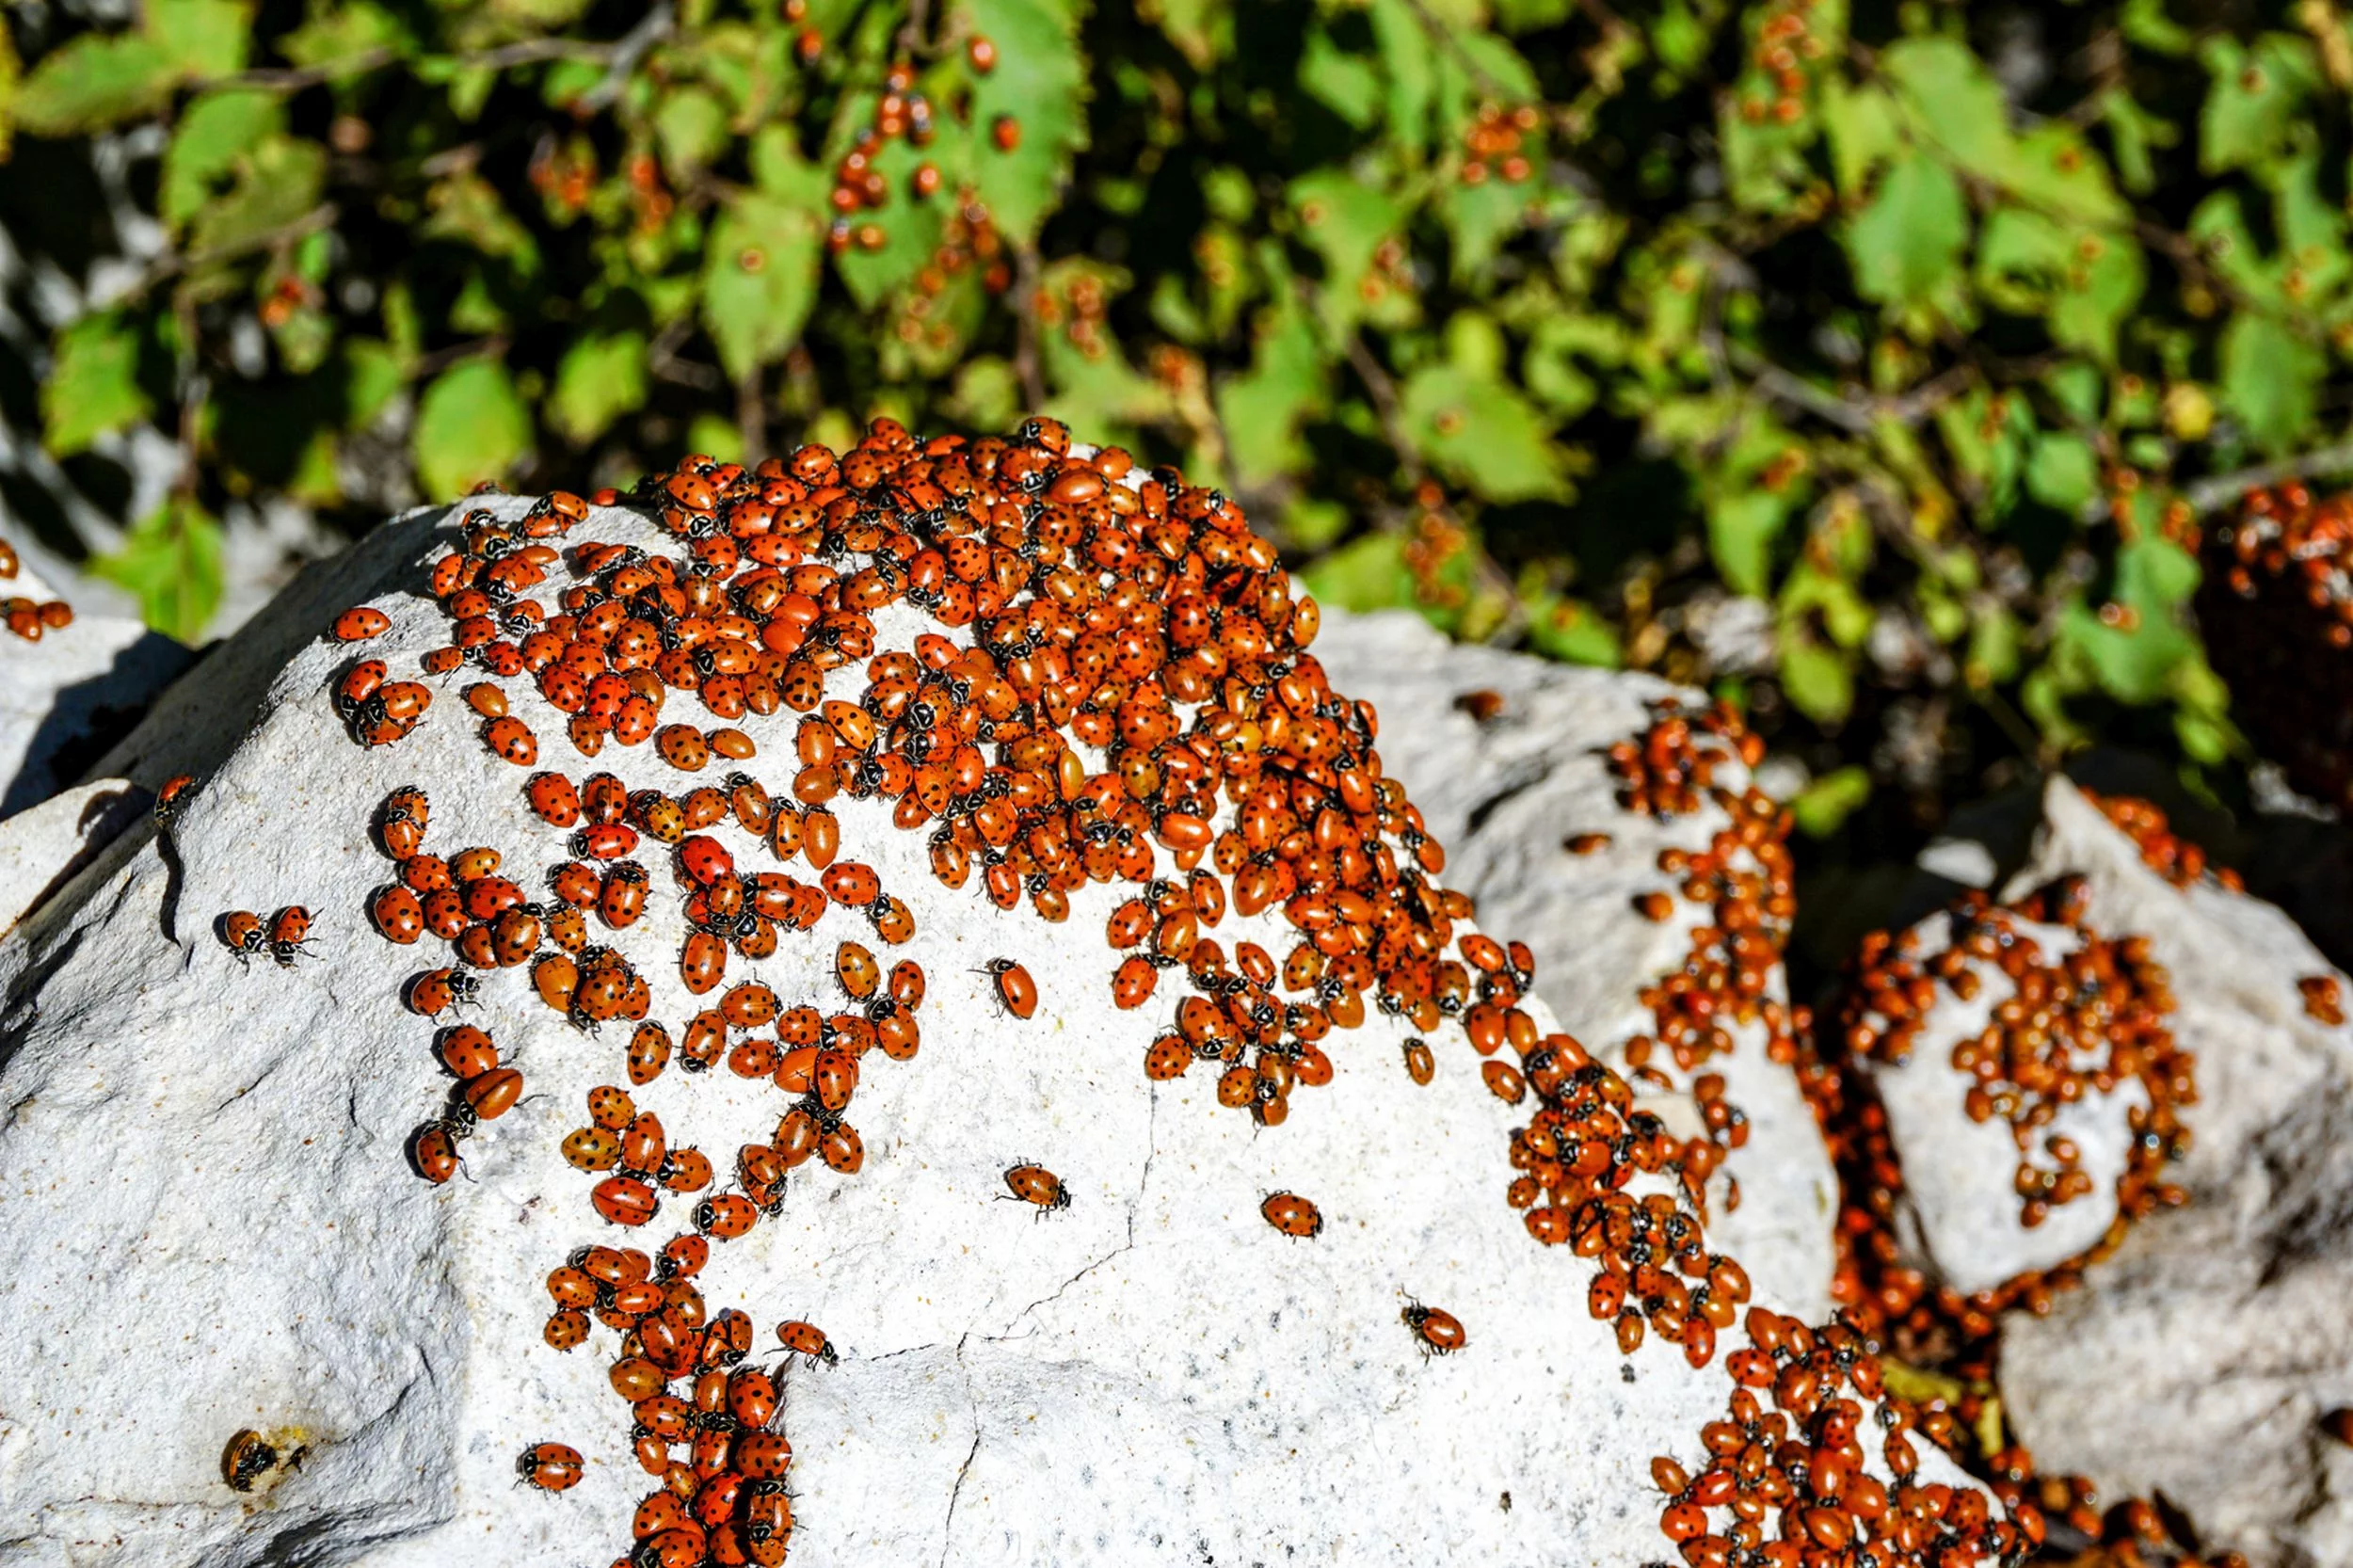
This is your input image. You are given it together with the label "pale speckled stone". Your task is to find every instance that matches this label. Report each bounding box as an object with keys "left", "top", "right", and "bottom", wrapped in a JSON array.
[
  {"left": 1983, "top": 779, "right": 2353, "bottom": 1568},
  {"left": 0, "top": 513, "right": 1955, "bottom": 1568}
]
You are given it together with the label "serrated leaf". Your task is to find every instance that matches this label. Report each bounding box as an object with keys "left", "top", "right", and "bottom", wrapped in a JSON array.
[
  {"left": 2025, "top": 432, "right": 2098, "bottom": 510},
  {"left": 1882, "top": 37, "right": 2012, "bottom": 177},
  {"left": 42, "top": 311, "right": 152, "bottom": 456},
  {"left": 1790, "top": 766, "right": 1871, "bottom": 837},
  {"left": 549, "top": 330, "right": 648, "bottom": 445},
  {"left": 1845, "top": 154, "right": 1967, "bottom": 308},
  {"left": 161, "top": 89, "right": 282, "bottom": 231},
  {"left": 957, "top": 0, "right": 1086, "bottom": 245},
  {"left": 412, "top": 358, "right": 531, "bottom": 501},
  {"left": 423, "top": 169, "right": 536, "bottom": 263},
  {"left": 91, "top": 495, "right": 223, "bottom": 645},
  {"left": 280, "top": 0, "right": 410, "bottom": 72},
  {"left": 701, "top": 190, "right": 824, "bottom": 380},
  {"left": 15, "top": 34, "right": 178, "bottom": 136},
  {"left": 148, "top": 0, "right": 251, "bottom": 78},
  {"left": 1705, "top": 488, "right": 1791, "bottom": 598},
  {"left": 1820, "top": 79, "right": 1900, "bottom": 197},
  {"left": 1399, "top": 361, "right": 1564, "bottom": 504},
  {"left": 1369, "top": 0, "right": 1438, "bottom": 152},
  {"left": 2219, "top": 312, "right": 2323, "bottom": 453}
]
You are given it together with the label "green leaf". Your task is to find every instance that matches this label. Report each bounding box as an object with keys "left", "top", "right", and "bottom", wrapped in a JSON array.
[
  {"left": 1217, "top": 277, "right": 1326, "bottom": 485},
  {"left": 2025, "top": 432, "right": 2098, "bottom": 510},
  {"left": 15, "top": 34, "right": 178, "bottom": 136},
  {"left": 1291, "top": 169, "right": 1401, "bottom": 319},
  {"left": 701, "top": 188, "right": 825, "bottom": 381},
  {"left": 1299, "top": 28, "right": 1380, "bottom": 130},
  {"left": 1399, "top": 361, "right": 1564, "bottom": 504},
  {"left": 147, "top": 0, "right": 252, "bottom": 77},
  {"left": 1303, "top": 531, "right": 1417, "bottom": 615},
  {"left": 1881, "top": 37, "right": 2012, "bottom": 179},
  {"left": 423, "top": 169, "right": 536, "bottom": 263},
  {"left": 2219, "top": 313, "right": 2324, "bottom": 454},
  {"left": 1845, "top": 154, "right": 1967, "bottom": 309},
  {"left": 280, "top": 0, "right": 409, "bottom": 72},
  {"left": 190, "top": 136, "right": 327, "bottom": 257},
  {"left": 1144, "top": 0, "right": 1227, "bottom": 67},
  {"left": 2200, "top": 34, "right": 2318, "bottom": 175},
  {"left": 0, "top": 27, "right": 18, "bottom": 159},
  {"left": 91, "top": 496, "right": 223, "bottom": 645},
  {"left": 1705, "top": 488, "right": 1792, "bottom": 598},
  {"left": 42, "top": 312, "right": 152, "bottom": 456},
  {"left": 1820, "top": 79, "right": 1901, "bottom": 197},
  {"left": 1369, "top": 0, "right": 1438, "bottom": 152},
  {"left": 412, "top": 358, "right": 532, "bottom": 501},
  {"left": 161, "top": 89, "right": 282, "bottom": 231},
  {"left": 655, "top": 87, "right": 731, "bottom": 182},
  {"left": 549, "top": 331, "right": 648, "bottom": 445},
  {"left": 1779, "top": 637, "right": 1853, "bottom": 724},
  {"left": 1790, "top": 766, "right": 1871, "bottom": 837},
  {"left": 958, "top": 0, "right": 1087, "bottom": 245},
  {"left": 1523, "top": 592, "right": 1621, "bottom": 665}
]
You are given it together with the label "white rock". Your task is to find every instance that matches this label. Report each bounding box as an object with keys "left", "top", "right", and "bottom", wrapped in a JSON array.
[
  {"left": 0, "top": 602, "right": 191, "bottom": 821},
  {"left": 0, "top": 505, "right": 1966, "bottom": 1568},
  {"left": 0, "top": 776, "right": 144, "bottom": 937},
  {"left": 1980, "top": 779, "right": 2353, "bottom": 1568},
  {"left": 1849, "top": 906, "right": 2147, "bottom": 1295},
  {"left": 1311, "top": 611, "right": 1836, "bottom": 1320}
]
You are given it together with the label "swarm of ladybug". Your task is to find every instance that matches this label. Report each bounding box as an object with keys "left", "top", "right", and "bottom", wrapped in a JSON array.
[
  {"left": 261, "top": 416, "right": 2039, "bottom": 1568},
  {"left": 0, "top": 537, "right": 74, "bottom": 642},
  {"left": 2199, "top": 483, "right": 2353, "bottom": 819}
]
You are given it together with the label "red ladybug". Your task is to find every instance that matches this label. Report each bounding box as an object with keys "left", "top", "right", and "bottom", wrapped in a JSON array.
[
  {"left": 153, "top": 772, "right": 199, "bottom": 828},
  {"left": 1002, "top": 1162, "right": 1069, "bottom": 1212},
  {"left": 696, "top": 1192, "right": 758, "bottom": 1240},
  {"left": 678, "top": 835, "right": 734, "bottom": 886},
  {"left": 266, "top": 905, "right": 313, "bottom": 966},
  {"left": 1259, "top": 1192, "right": 1323, "bottom": 1239},
  {"left": 219, "top": 910, "right": 266, "bottom": 963},
  {"left": 484, "top": 715, "right": 538, "bottom": 765},
  {"left": 984, "top": 958, "right": 1037, "bottom": 1019},
  {"left": 517, "top": 1441, "right": 583, "bottom": 1491},
  {"left": 371, "top": 885, "right": 424, "bottom": 944},
  {"left": 680, "top": 930, "right": 728, "bottom": 994},
  {"left": 526, "top": 772, "right": 582, "bottom": 826},
  {"left": 412, "top": 1121, "right": 465, "bottom": 1183},
  {"left": 599, "top": 861, "right": 649, "bottom": 927},
  {"left": 1111, "top": 954, "right": 1158, "bottom": 1010},
  {"left": 332, "top": 606, "right": 391, "bottom": 642},
  {"left": 593, "top": 1175, "right": 660, "bottom": 1226},
  {"left": 1401, "top": 1302, "right": 1466, "bottom": 1356},
  {"left": 776, "top": 1319, "right": 838, "bottom": 1367}
]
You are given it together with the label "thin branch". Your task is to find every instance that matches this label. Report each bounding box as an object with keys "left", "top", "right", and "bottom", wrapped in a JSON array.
[
  {"left": 2183, "top": 440, "right": 2353, "bottom": 515},
  {"left": 579, "top": 5, "right": 677, "bottom": 113},
  {"left": 1012, "top": 245, "right": 1047, "bottom": 412},
  {"left": 894, "top": 0, "right": 936, "bottom": 59},
  {"left": 1398, "top": 0, "right": 1513, "bottom": 103},
  {"left": 109, "top": 203, "right": 339, "bottom": 306},
  {"left": 736, "top": 367, "right": 768, "bottom": 468},
  {"left": 217, "top": 30, "right": 643, "bottom": 93}
]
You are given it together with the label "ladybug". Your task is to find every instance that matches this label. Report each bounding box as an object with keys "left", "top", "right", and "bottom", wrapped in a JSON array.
[
  {"left": 485, "top": 715, "right": 538, "bottom": 765},
  {"left": 1107, "top": 898, "right": 1152, "bottom": 949},
  {"left": 332, "top": 606, "right": 391, "bottom": 642},
  {"left": 407, "top": 967, "right": 480, "bottom": 1016},
  {"left": 371, "top": 884, "right": 425, "bottom": 944},
  {"left": 696, "top": 1192, "right": 759, "bottom": 1240},
  {"left": 574, "top": 822, "right": 640, "bottom": 860},
  {"left": 412, "top": 1120, "right": 466, "bottom": 1183},
  {"left": 627, "top": 1022, "right": 673, "bottom": 1086},
  {"left": 678, "top": 835, "right": 734, "bottom": 886},
  {"left": 984, "top": 958, "right": 1037, "bottom": 1019},
  {"left": 526, "top": 771, "right": 582, "bottom": 826},
  {"left": 680, "top": 930, "right": 728, "bottom": 994},
  {"left": 1401, "top": 1301, "right": 1466, "bottom": 1356},
  {"left": 517, "top": 1441, "right": 583, "bottom": 1492},
  {"left": 267, "top": 905, "right": 313, "bottom": 966},
  {"left": 593, "top": 1175, "right": 660, "bottom": 1226},
  {"left": 438, "top": 1024, "right": 499, "bottom": 1078},
  {"left": 218, "top": 910, "right": 266, "bottom": 963},
  {"left": 462, "top": 681, "right": 507, "bottom": 718},
  {"left": 221, "top": 1429, "right": 280, "bottom": 1492},
  {"left": 835, "top": 941, "right": 880, "bottom": 1000},
  {"left": 1259, "top": 1192, "right": 1323, "bottom": 1240},
  {"left": 821, "top": 861, "right": 881, "bottom": 906},
  {"left": 776, "top": 1319, "right": 838, "bottom": 1367},
  {"left": 1001, "top": 1162, "right": 1069, "bottom": 1213},
  {"left": 543, "top": 1309, "right": 589, "bottom": 1352},
  {"left": 1401, "top": 1038, "right": 1434, "bottom": 1086},
  {"left": 728, "top": 1367, "right": 781, "bottom": 1428},
  {"left": 153, "top": 773, "right": 200, "bottom": 829},
  {"left": 1111, "top": 954, "right": 1158, "bottom": 1010},
  {"left": 657, "top": 725, "right": 712, "bottom": 771}
]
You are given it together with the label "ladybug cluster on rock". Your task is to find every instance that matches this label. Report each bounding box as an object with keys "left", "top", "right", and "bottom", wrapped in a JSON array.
[
  {"left": 0, "top": 538, "right": 72, "bottom": 642},
  {"left": 302, "top": 416, "right": 2030, "bottom": 1567}
]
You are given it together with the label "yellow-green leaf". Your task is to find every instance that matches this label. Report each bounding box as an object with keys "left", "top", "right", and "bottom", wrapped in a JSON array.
[{"left": 413, "top": 358, "right": 532, "bottom": 501}]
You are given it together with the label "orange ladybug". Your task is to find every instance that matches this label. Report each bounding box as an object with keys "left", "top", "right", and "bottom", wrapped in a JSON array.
[
  {"left": 1001, "top": 1161, "right": 1069, "bottom": 1213},
  {"left": 266, "top": 905, "right": 313, "bottom": 966},
  {"left": 1259, "top": 1192, "right": 1322, "bottom": 1240},
  {"left": 332, "top": 605, "right": 391, "bottom": 641},
  {"left": 776, "top": 1319, "right": 838, "bottom": 1367},
  {"left": 984, "top": 958, "right": 1037, "bottom": 1019},
  {"left": 517, "top": 1441, "right": 583, "bottom": 1492},
  {"left": 1401, "top": 1301, "right": 1466, "bottom": 1356},
  {"left": 218, "top": 910, "right": 266, "bottom": 963}
]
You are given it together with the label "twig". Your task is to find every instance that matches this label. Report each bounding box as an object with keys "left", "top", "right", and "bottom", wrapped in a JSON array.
[
  {"left": 894, "top": 0, "right": 935, "bottom": 59},
  {"left": 218, "top": 32, "right": 639, "bottom": 93},
  {"left": 736, "top": 368, "right": 767, "bottom": 467},
  {"left": 2183, "top": 440, "right": 2353, "bottom": 514},
  {"left": 1012, "top": 245, "right": 1047, "bottom": 412},
  {"left": 579, "top": 5, "right": 677, "bottom": 113},
  {"left": 110, "top": 204, "right": 339, "bottom": 306},
  {"left": 1325, "top": 310, "right": 1426, "bottom": 486},
  {"left": 1399, "top": 0, "right": 1513, "bottom": 103}
]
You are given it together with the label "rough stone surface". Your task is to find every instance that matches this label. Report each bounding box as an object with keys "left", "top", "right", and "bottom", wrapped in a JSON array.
[
  {"left": 1850, "top": 907, "right": 2146, "bottom": 1295},
  {"left": 1312, "top": 611, "right": 1836, "bottom": 1320},
  {"left": 1872, "top": 776, "right": 2353, "bottom": 1567},
  {"left": 0, "top": 507, "right": 1946, "bottom": 1568},
  {"left": 0, "top": 776, "right": 144, "bottom": 938},
  {"left": 0, "top": 571, "right": 193, "bottom": 819}
]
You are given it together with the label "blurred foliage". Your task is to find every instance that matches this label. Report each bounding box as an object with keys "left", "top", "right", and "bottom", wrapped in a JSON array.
[{"left": 6, "top": 0, "right": 2353, "bottom": 833}]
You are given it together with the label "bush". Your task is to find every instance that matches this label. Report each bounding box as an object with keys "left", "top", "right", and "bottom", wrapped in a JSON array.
[{"left": 3, "top": 0, "right": 2346, "bottom": 838}]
